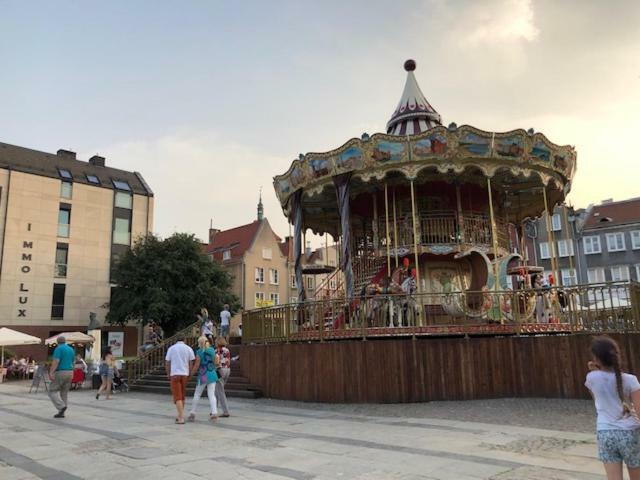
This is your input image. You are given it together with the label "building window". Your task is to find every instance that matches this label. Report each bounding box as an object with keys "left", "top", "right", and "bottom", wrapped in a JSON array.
[
  {"left": 269, "top": 268, "right": 279, "bottom": 285},
  {"left": 561, "top": 268, "right": 577, "bottom": 286},
  {"left": 610, "top": 265, "right": 630, "bottom": 282},
  {"left": 557, "top": 239, "right": 574, "bottom": 257},
  {"left": 539, "top": 242, "right": 550, "bottom": 260},
  {"left": 112, "top": 180, "right": 131, "bottom": 191},
  {"left": 329, "top": 278, "right": 337, "bottom": 290},
  {"left": 255, "top": 267, "right": 265, "bottom": 283},
  {"left": 51, "top": 283, "right": 66, "bottom": 319},
  {"left": 290, "top": 274, "right": 297, "bottom": 288},
  {"left": 306, "top": 276, "right": 314, "bottom": 290},
  {"left": 583, "top": 236, "right": 601, "bottom": 254},
  {"left": 58, "top": 169, "right": 72, "bottom": 180},
  {"left": 254, "top": 292, "right": 265, "bottom": 307},
  {"left": 115, "top": 191, "right": 133, "bottom": 209},
  {"left": 55, "top": 243, "right": 68, "bottom": 278},
  {"left": 57, "top": 204, "right": 71, "bottom": 238},
  {"left": 222, "top": 250, "right": 231, "bottom": 261},
  {"left": 262, "top": 248, "right": 272, "bottom": 260},
  {"left": 606, "top": 233, "right": 626, "bottom": 252},
  {"left": 635, "top": 264, "right": 640, "bottom": 281},
  {"left": 551, "top": 213, "right": 562, "bottom": 232},
  {"left": 587, "top": 267, "right": 606, "bottom": 284},
  {"left": 86, "top": 174, "right": 100, "bottom": 185},
  {"left": 631, "top": 231, "right": 640, "bottom": 250},
  {"left": 270, "top": 293, "right": 280, "bottom": 305},
  {"left": 60, "top": 181, "right": 73, "bottom": 199},
  {"left": 113, "top": 217, "right": 131, "bottom": 245}
]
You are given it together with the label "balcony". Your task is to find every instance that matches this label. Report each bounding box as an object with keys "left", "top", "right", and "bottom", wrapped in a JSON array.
[
  {"left": 374, "top": 211, "right": 509, "bottom": 252},
  {"left": 54, "top": 263, "right": 67, "bottom": 278}
]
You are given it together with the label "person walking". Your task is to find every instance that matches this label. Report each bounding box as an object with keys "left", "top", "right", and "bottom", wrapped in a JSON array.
[
  {"left": 187, "top": 336, "right": 219, "bottom": 422},
  {"left": 215, "top": 337, "right": 231, "bottom": 418},
  {"left": 165, "top": 335, "right": 195, "bottom": 424},
  {"left": 585, "top": 335, "right": 640, "bottom": 480},
  {"left": 96, "top": 347, "right": 116, "bottom": 400},
  {"left": 48, "top": 336, "right": 75, "bottom": 418},
  {"left": 219, "top": 304, "right": 231, "bottom": 340},
  {"left": 200, "top": 308, "right": 215, "bottom": 344}
]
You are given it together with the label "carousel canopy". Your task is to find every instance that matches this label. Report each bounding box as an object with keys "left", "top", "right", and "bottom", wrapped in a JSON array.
[
  {"left": 387, "top": 59, "right": 441, "bottom": 135},
  {"left": 273, "top": 60, "right": 577, "bottom": 235}
]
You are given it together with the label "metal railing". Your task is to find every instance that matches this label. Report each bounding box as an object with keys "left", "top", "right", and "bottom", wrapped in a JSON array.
[
  {"left": 243, "top": 282, "right": 640, "bottom": 344},
  {"left": 376, "top": 211, "right": 509, "bottom": 251},
  {"left": 126, "top": 321, "right": 200, "bottom": 386}
]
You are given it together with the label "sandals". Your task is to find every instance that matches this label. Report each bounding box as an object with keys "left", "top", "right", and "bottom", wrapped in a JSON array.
[
  {"left": 209, "top": 414, "right": 218, "bottom": 422},
  {"left": 175, "top": 418, "right": 185, "bottom": 424},
  {"left": 187, "top": 413, "right": 195, "bottom": 422}
]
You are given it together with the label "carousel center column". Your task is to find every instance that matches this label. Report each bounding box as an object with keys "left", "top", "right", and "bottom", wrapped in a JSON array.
[{"left": 333, "top": 173, "right": 355, "bottom": 299}]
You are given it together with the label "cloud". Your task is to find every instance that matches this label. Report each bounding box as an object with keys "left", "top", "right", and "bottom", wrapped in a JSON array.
[
  {"left": 86, "top": 131, "right": 289, "bottom": 241},
  {"left": 454, "top": 0, "right": 539, "bottom": 46}
]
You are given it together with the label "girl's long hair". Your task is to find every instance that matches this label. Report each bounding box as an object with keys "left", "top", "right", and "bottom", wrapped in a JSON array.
[{"left": 591, "top": 335, "right": 631, "bottom": 416}]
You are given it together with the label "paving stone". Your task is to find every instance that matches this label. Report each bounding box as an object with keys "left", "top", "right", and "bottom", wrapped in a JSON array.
[{"left": 0, "top": 381, "right": 608, "bottom": 480}]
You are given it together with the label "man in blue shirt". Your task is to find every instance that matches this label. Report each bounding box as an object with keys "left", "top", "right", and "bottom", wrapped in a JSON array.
[{"left": 48, "top": 336, "right": 75, "bottom": 418}]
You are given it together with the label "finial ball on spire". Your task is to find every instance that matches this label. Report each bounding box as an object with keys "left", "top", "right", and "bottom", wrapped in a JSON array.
[{"left": 404, "top": 59, "right": 416, "bottom": 72}]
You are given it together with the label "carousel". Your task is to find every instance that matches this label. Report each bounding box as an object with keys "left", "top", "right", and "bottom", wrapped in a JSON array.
[{"left": 268, "top": 59, "right": 579, "bottom": 336}]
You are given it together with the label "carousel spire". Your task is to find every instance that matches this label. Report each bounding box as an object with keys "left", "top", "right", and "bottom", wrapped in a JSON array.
[{"left": 386, "top": 59, "right": 441, "bottom": 136}]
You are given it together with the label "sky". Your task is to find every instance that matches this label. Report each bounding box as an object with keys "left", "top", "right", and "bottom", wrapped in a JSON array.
[{"left": 1, "top": 0, "right": 639, "bottom": 243}]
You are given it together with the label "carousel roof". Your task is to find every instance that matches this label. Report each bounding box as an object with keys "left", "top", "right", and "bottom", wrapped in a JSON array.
[{"left": 386, "top": 60, "right": 441, "bottom": 136}]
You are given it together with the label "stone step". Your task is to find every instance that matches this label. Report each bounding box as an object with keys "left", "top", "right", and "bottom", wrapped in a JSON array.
[
  {"left": 130, "top": 383, "right": 261, "bottom": 399},
  {"left": 134, "top": 378, "right": 260, "bottom": 391}
]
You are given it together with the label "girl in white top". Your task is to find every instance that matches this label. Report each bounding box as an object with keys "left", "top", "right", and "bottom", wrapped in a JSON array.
[{"left": 585, "top": 335, "right": 640, "bottom": 480}]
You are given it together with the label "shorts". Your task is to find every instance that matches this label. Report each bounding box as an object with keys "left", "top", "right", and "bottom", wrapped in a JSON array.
[
  {"left": 170, "top": 375, "right": 188, "bottom": 403},
  {"left": 220, "top": 325, "right": 229, "bottom": 336},
  {"left": 597, "top": 429, "right": 640, "bottom": 467}
]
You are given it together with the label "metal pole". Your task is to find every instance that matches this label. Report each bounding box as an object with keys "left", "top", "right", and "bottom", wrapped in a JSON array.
[
  {"left": 393, "top": 187, "right": 399, "bottom": 268},
  {"left": 410, "top": 179, "right": 422, "bottom": 326},
  {"left": 563, "top": 205, "right": 575, "bottom": 282},
  {"left": 455, "top": 183, "right": 465, "bottom": 243},
  {"left": 542, "top": 186, "right": 560, "bottom": 286},
  {"left": 384, "top": 182, "right": 391, "bottom": 277},
  {"left": 373, "top": 191, "right": 379, "bottom": 253},
  {"left": 487, "top": 177, "right": 503, "bottom": 325}
]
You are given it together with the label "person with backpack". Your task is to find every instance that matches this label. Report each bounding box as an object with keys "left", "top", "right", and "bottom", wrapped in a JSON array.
[{"left": 585, "top": 335, "right": 640, "bottom": 479}]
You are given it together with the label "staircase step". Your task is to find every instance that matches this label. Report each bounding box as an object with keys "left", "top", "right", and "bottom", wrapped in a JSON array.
[{"left": 130, "top": 384, "right": 261, "bottom": 399}]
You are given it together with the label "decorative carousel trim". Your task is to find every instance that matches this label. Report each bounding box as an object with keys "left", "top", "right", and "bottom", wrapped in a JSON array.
[{"left": 273, "top": 125, "right": 576, "bottom": 210}]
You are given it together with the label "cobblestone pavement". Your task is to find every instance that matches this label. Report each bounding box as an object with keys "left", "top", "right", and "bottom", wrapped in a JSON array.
[{"left": 0, "top": 381, "right": 606, "bottom": 480}]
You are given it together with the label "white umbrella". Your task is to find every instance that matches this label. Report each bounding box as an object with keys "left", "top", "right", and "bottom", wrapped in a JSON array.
[
  {"left": 45, "top": 332, "right": 95, "bottom": 346},
  {"left": 0, "top": 327, "right": 42, "bottom": 365}
]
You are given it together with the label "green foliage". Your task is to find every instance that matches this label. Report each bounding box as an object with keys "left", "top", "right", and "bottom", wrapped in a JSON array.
[{"left": 106, "top": 233, "right": 238, "bottom": 335}]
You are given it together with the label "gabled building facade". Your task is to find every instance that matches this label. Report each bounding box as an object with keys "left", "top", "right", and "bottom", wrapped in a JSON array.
[{"left": 0, "top": 142, "right": 154, "bottom": 359}]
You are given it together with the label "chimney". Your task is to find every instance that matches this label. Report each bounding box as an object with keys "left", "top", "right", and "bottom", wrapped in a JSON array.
[
  {"left": 57, "top": 149, "right": 76, "bottom": 159},
  {"left": 601, "top": 198, "right": 613, "bottom": 204},
  {"left": 209, "top": 227, "right": 220, "bottom": 245},
  {"left": 305, "top": 240, "right": 312, "bottom": 257},
  {"left": 89, "top": 155, "right": 105, "bottom": 167}
]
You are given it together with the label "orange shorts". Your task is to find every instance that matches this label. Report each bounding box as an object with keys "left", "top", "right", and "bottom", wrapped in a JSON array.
[{"left": 170, "top": 375, "right": 188, "bottom": 403}]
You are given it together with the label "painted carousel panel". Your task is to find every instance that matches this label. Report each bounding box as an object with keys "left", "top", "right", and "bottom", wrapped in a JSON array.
[
  {"left": 371, "top": 139, "right": 408, "bottom": 163},
  {"left": 458, "top": 132, "right": 490, "bottom": 156}
]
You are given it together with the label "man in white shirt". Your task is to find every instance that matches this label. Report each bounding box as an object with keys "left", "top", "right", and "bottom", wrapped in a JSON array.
[
  {"left": 165, "top": 336, "right": 195, "bottom": 424},
  {"left": 220, "top": 304, "right": 231, "bottom": 339}
]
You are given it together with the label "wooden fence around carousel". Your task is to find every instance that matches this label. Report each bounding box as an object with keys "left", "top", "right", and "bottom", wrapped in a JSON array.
[
  {"left": 239, "top": 333, "right": 640, "bottom": 402},
  {"left": 243, "top": 282, "right": 640, "bottom": 344},
  {"left": 238, "top": 282, "right": 640, "bottom": 402}
]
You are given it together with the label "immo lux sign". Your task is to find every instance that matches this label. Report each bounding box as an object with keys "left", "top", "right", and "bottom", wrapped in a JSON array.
[{"left": 18, "top": 223, "right": 33, "bottom": 318}]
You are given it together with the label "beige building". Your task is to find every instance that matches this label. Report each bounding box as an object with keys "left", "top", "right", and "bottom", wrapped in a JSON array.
[
  {"left": 206, "top": 199, "right": 290, "bottom": 333},
  {"left": 206, "top": 198, "right": 343, "bottom": 333},
  {"left": 0, "top": 142, "right": 154, "bottom": 359}
]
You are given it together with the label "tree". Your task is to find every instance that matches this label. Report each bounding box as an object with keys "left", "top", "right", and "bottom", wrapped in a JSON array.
[{"left": 106, "top": 233, "right": 238, "bottom": 335}]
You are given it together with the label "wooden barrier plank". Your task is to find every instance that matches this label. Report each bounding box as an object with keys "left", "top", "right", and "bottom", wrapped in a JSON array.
[{"left": 239, "top": 334, "right": 640, "bottom": 403}]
